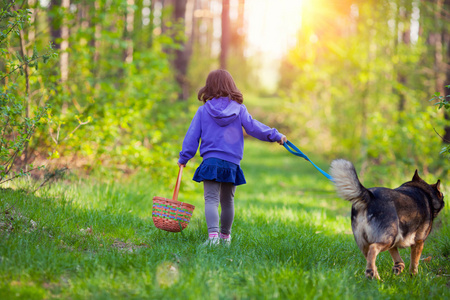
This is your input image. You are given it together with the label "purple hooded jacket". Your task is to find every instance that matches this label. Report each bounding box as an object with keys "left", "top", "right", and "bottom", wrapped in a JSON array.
[{"left": 178, "top": 97, "right": 283, "bottom": 165}]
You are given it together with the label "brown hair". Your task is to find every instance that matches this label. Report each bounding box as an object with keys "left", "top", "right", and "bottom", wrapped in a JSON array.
[{"left": 197, "top": 69, "right": 243, "bottom": 104}]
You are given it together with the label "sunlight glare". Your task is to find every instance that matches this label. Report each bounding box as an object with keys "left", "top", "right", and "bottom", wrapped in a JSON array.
[
  {"left": 246, "top": 0, "right": 303, "bottom": 59},
  {"left": 40, "top": 0, "right": 50, "bottom": 7},
  {"left": 245, "top": 0, "right": 304, "bottom": 91}
]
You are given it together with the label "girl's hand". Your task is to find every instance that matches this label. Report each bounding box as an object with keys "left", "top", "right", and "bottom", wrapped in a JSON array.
[
  {"left": 178, "top": 162, "right": 186, "bottom": 167},
  {"left": 278, "top": 135, "right": 287, "bottom": 145}
]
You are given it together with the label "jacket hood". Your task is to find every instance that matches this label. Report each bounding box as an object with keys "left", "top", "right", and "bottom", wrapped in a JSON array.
[{"left": 204, "top": 97, "right": 241, "bottom": 126}]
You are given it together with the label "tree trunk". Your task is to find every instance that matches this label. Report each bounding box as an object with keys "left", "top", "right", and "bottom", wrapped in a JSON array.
[
  {"left": 124, "top": 0, "right": 135, "bottom": 64},
  {"left": 444, "top": 36, "right": 450, "bottom": 142},
  {"left": 220, "top": 0, "right": 230, "bottom": 69},
  {"left": 60, "top": 0, "right": 70, "bottom": 84},
  {"left": 173, "top": 0, "right": 189, "bottom": 100},
  {"left": 148, "top": 0, "right": 155, "bottom": 48},
  {"left": 28, "top": 0, "right": 36, "bottom": 58},
  {"left": 14, "top": 0, "right": 38, "bottom": 166},
  {"left": 161, "top": 0, "right": 172, "bottom": 36},
  {"left": 432, "top": 0, "right": 446, "bottom": 95},
  {"left": 93, "top": 1, "right": 101, "bottom": 65},
  {"left": 187, "top": 0, "right": 197, "bottom": 52},
  {"left": 160, "top": 0, "right": 190, "bottom": 99},
  {"left": 49, "top": 0, "right": 62, "bottom": 50},
  {"left": 392, "top": 0, "right": 411, "bottom": 114},
  {"left": 398, "top": 2, "right": 411, "bottom": 112},
  {"left": 205, "top": 0, "right": 213, "bottom": 57},
  {"left": 134, "top": 0, "right": 143, "bottom": 53},
  {"left": 441, "top": 0, "right": 450, "bottom": 141},
  {"left": 235, "top": 0, "right": 245, "bottom": 55},
  {"left": 17, "top": 3, "right": 31, "bottom": 166}
]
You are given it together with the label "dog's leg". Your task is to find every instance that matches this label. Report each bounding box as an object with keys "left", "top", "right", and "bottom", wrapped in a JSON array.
[
  {"left": 365, "top": 243, "right": 390, "bottom": 280},
  {"left": 410, "top": 240, "right": 424, "bottom": 275},
  {"left": 359, "top": 245, "right": 369, "bottom": 259},
  {"left": 388, "top": 247, "right": 405, "bottom": 275}
]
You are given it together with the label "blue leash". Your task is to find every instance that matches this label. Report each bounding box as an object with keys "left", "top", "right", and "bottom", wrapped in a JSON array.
[{"left": 283, "top": 140, "right": 333, "bottom": 181}]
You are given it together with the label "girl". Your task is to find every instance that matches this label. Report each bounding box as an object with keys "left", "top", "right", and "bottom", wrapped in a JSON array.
[{"left": 178, "top": 69, "right": 287, "bottom": 245}]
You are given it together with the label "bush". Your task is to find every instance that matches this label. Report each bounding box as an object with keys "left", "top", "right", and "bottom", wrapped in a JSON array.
[{"left": 0, "top": 3, "right": 56, "bottom": 184}]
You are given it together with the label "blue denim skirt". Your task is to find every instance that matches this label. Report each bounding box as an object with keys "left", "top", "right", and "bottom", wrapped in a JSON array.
[{"left": 193, "top": 158, "right": 246, "bottom": 186}]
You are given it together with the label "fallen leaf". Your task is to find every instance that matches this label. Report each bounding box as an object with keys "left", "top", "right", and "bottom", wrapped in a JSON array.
[
  {"left": 30, "top": 219, "right": 37, "bottom": 230},
  {"left": 422, "top": 256, "right": 432, "bottom": 263}
]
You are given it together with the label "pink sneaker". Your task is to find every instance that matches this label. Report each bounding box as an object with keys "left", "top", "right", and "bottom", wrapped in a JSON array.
[
  {"left": 220, "top": 233, "right": 231, "bottom": 245},
  {"left": 202, "top": 232, "right": 220, "bottom": 246}
]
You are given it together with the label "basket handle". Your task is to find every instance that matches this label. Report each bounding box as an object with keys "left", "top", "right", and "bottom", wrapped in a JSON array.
[{"left": 172, "top": 165, "right": 184, "bottom": 201}]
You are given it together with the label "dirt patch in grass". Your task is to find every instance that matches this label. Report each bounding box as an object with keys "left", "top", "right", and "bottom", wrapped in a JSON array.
[
  {"left": 0, "top": 207, "right": 36, "bottom": 234},
  {"left": 110, "top": 239, "right": 151, "bottom": 253}
]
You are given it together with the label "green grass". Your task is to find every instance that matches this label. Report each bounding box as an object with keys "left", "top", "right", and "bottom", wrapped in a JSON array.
[{"left": 1, "top": 139, "right": 449, "bottom": 299}]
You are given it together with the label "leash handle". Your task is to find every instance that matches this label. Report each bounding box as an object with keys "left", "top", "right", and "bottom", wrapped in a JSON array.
[
  {"left": 283, "top": 140, "right": 333, "bottom": 181},
  {"left": 172, "top": 165, "right": 184, "bottom": 201},
  {"left": 283, "top": 140, "right": 308, "bottom": 160}
]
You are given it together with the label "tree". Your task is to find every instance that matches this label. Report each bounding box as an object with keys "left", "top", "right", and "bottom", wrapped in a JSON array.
[
  {"left": 220, "top": 0, "right": 230, "bottom": 69},
  {"left": 124, "top": 0, "right": 135, "bottom": 65},
  {"left": 148, "top": 0, "right": 155, "bottom": 48},
  {"left": 172, "top": 0, "right": 190, "bottom": 100},
  {"left": 48, "top": 0, "right": 70, "bottom": 84},
  {"left": 439, "top": 0, "right": 450, "bottom": 141},
  {"left": 393, "top": 0, "right": 412, "bottom": 113},
  {"left": 0, "top": 1, "right": 56, "bottom": 184},
  {"left": 277, "top": 0, "right": 448, "bottom": 177},
  {"left": 160, "top": 0, "right": 191, "bottom": 100},
  {"left": 60, "top": 0, "right": 69, "bottom": 83}
]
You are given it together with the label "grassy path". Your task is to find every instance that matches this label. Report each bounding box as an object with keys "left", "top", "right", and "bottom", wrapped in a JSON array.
[{"left": 0, "top": 139, "right": 449, "bottom": 299}]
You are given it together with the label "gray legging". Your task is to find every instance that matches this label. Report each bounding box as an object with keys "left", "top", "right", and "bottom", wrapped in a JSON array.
[{"left": 203, "top": 180, "right": 236, "bottom": 235}]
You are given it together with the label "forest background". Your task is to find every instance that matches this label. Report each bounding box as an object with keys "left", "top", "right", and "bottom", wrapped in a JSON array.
[
  {"left": 1, "top": 0, "right": 450, "bottom": 298},
  {"left": 1, "top": 0, "right": 450, "bottom": 185}
]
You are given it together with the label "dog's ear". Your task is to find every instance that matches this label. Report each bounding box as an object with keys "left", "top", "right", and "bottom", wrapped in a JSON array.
[
  {"left": 412, "top": 170, "right": 421, "bottom": 181},
  {"left": 431, "top": 179, "right": 444, "bottom": 215}
]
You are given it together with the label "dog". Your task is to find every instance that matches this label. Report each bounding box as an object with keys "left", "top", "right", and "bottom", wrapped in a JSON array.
[{"left": 329, "top": 159, "right": 445, "bottom": 280}]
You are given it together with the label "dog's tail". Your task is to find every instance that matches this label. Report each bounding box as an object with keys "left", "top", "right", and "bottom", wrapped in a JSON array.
[{"left": 329, "top": 159, "right": 369, "bottom": 207}]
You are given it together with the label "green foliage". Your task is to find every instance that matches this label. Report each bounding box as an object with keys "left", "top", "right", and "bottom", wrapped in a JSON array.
[
  {"left": 0, "top": 3, "right": 56, "bottom": 184},
  {"left": 0, "top": 93, "right": 48, "bottom": 183},
  {"left": 0, "top": 1, "right": 190, "bottom": 183},
  {"left": 366, "top": 105, "right": 446, "bottom": 184},
  {"left": 278, "top": 0, "right": 449, "bottom": 180},
  {"left": 47, "top": 45, "right": 184, "bottom": 173},
  {"left": 19, "top": 1, "right": 186, "bottom": 181},
  {"left": 0, "top": 2, "right": 28, "bottom": 38},
  {"left": 432, "top": 87, "right": 450, "bottom": 110},
  {"left": 431, "top": 85, "right": 450, "bottom": 158}
]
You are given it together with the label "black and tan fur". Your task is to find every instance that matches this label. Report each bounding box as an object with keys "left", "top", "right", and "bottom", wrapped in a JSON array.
[{"left": 330, "top": 159, "right": 445, "bottom": 280}]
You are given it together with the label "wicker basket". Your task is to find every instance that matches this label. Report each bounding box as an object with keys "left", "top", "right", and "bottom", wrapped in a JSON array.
[{"left": 152, "top": 166, "right": 195, "bottom": 232}]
